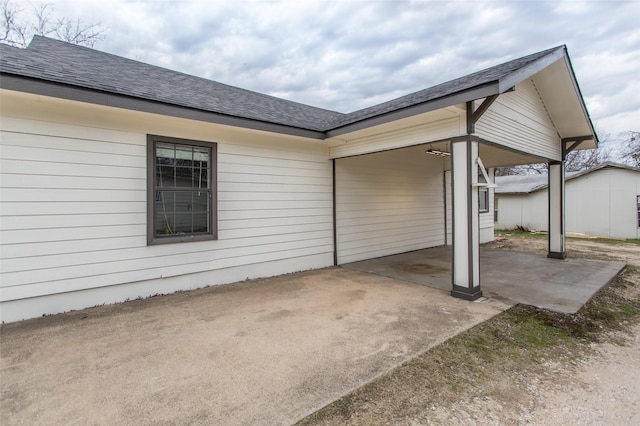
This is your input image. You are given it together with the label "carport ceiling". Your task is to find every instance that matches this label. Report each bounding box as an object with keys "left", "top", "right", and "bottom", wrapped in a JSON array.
[{"left": 421, "top": 140, "right": 551, "bottom": 170}]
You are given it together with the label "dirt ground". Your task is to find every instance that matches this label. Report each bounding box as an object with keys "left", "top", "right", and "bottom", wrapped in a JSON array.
[
  {"left": 473, "top": 235, "right": 640, "bottom": 425},
  {"left": 300, "top": 234, "right": 640, "bottom": 425},
  {"left": 425, "top": 323, "right": 640, "bottom": 425}
]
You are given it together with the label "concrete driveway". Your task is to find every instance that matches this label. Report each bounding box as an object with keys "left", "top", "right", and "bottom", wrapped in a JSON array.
[
  {"left": 1, "top": 267, "right": 509, "bottom": 425},
  {"left": 344, "top": 247, "right": 625, "bottom": 313}
]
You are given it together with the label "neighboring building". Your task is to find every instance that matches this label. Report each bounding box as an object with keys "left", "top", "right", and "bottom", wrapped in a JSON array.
[
  {"left": 495, "top": 163, "right": 640, "bottom": 239},
  {"left": 0, "top": 37, "right": 597, "bottom": 322}
]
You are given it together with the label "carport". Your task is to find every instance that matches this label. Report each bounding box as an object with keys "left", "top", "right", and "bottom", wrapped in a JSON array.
[{"left": 326, "top": 45, "right": 597, "bottom": 301}]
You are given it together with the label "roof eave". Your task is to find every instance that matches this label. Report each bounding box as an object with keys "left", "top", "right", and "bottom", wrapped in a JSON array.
[
  {"left": 325, "top": 81, "right": 500, "bottom": 138},
  {"left": 0, "top": 74, "right": 327, "bottom": 140},
  {"left": 560, "top": 51, "right": 599, "bottom": 147},
  {"left": 498, "top": 46, "right": 566, "bottom": 93}
]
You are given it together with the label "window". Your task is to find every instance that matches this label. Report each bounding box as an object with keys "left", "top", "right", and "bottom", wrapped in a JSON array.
[
  {"left": 147, "top": 135, "right": 217, "bottom": 244},
  {"left": 637, "top": 195, "right": 640, "bottom": 228},
  {"left": 478, "top": 172, "right": 489, "bottom": 213},
  {"left": 479, "top": 187, "right": 489, "bottom": 213}
]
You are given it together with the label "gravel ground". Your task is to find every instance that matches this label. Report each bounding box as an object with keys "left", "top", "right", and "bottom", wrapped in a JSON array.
[
  {"left": 432, "top": 235, "right": 640, "bottom": 425},
  {"left": 526, "top": 324, "right": 640, "bottom": 425},
  {"left": 426, "top": 323, "right": 640, "bottom": 425}
]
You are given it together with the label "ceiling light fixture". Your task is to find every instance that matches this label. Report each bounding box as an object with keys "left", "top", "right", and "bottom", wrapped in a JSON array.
[{"left": 425, "top": 149, "right": 451, "bottom": 156}]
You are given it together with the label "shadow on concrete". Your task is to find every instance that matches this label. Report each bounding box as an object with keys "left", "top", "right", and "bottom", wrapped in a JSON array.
[{"left": 342, "top": 246, "right": 626, "bottom": 314}]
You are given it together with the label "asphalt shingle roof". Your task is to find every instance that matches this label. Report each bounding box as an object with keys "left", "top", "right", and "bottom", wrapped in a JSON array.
[
  {"left": 0, "top": 36, "right": 344, "bottom": 132},
  {"left": 0, "top": 37, "right": 564, "bottom": 134},
  {"left": 330, "top": 47, "right": 561, "bottom": 130}
]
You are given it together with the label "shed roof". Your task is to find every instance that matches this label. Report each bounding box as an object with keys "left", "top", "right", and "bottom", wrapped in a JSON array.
[
  {"left": 0, "top": 36, "right": 595, "bottom": 142},
  {"left": 495, "top": 163, "right": 640, "bottom": 194}
]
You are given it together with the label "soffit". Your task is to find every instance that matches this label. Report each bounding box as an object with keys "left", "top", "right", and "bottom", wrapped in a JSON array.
[{"left": 532, "top": 58, "right": 597, "bottom": 149}]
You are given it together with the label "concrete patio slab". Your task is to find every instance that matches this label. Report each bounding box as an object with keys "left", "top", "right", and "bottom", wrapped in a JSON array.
[
  {"left": 343, "top": 246, "right": 626, "bottom": 314},
  {"left": 0, "top": 267, "right": 509, "bottom": 425}
]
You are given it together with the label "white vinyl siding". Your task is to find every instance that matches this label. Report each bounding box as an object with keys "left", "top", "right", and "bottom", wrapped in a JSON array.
[
  {"left": 335, "top": 145, "right": 445, "bottom": 264},
  {"left": 475, "top": 79, "right": 561, "bottom": 161},
  {"left": 0, "top": 108, "right": 333, "bottom": 315}
]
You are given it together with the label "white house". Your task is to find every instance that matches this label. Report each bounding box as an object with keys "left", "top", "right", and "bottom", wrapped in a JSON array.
[
  {"left": 0, "top": 37, "right": 597, "bottom": 322},
  {"left": 495, "top": 163, "right": 640, "bottom": 239}
]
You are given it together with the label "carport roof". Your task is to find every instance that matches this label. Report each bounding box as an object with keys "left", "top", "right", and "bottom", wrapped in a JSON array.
[
  {"left": 0, "top": 37, "right": 595, "bottom": 143},
  {"left": 326, "top": 46, "right": 564, "bottom": 135}
]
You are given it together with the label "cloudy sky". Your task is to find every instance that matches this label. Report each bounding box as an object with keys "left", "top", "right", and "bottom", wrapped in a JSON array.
[{"left": 19, "top": 0, "right": 640, "bottom": 137}]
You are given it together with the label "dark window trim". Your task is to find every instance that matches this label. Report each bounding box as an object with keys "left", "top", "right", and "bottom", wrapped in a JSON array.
[
  {"left": 147, "top": 135, "right": 218, "bottom": 245},
  {"left": 478, "top": 170, "right": 490, "bottom": 214},
  {"left": 479, "top": 187, "right": 490, "bottom": 213}
]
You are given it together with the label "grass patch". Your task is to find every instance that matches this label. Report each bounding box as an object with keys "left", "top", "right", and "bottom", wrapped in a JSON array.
[
  {"left": 586, "top": 237, "right": 640, "bottom": 246},
  {"left": 495, "top": 229, "right": 640, "bottom": 246},
  {"left": 495, "top": 229, "right": 548, "bottom": 239},
  {"left": 297, "top": 266, "right": 640, "bottom": 426}
]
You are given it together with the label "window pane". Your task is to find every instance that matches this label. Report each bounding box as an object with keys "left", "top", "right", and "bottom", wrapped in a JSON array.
[
  {"left": 192, "top": 213, "right": 209, "bottom": 233},
  {"left": 172, "top": 214, "right": 193, "bottom": 234},
  {"left": 194, "top": 147, "right": 209, "bottom": 162},
  {"left": 156, "top": 165, "right": 174, "bottom": 187},
  {"left": 175, "top": 167, "right": 193, "bottom": 187},
  {"left": 192, "top": 192, "right": 209, "bottom": 213},
  {"left": 175, "top": 147, "right": 193, "bottom": 168},
  {"left": 155, "top": 190, "right": 210, "bottom": 236},
  {"left": 479, "top": 189, "right": 489, "bottom": 212},
  {"left": 196, "top": 168, "right": 208, "bottom": 188},
  {"left": 156, "top": 191, "right": 176, "bottom": 212},
  {"left": 156, "top": 143, "right": 175, "bottom": 164},
  {"left": 155, "top": 211, "right": 174, "bottom": 235}
]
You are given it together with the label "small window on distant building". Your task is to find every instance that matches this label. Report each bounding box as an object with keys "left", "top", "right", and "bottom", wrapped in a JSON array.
[{"left": 147, "top": 135, "right": 217, "bottom": 245}]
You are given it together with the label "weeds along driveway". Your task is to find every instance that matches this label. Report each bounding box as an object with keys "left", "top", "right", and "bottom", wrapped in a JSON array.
[{"left": 0, "top": 267, "right": 509, "bottom": 425}]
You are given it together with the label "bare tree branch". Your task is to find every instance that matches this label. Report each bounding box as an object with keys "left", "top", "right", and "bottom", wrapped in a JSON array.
[
  {"left": 55, "top": 18, "right": 105, "bottom": 48},
  {"left": 0, "top": 0, "right": 27, "bottom": 46},
  {"left": 0, "top": 0, "right": 105, "bottom": 48},
  {"left": 618, "top": 131, "right": 640, "bottom": 167},
  {"left": 31, "top": 2, "right": 59, "bottom": 37}
]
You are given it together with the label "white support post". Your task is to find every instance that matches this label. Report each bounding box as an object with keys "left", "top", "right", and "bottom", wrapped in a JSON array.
[
  {"left": 450, "top": 137, "right": 482, "bottom": 300},
  {"left": 548, "top": 161, "right": 566, "bottom": 259}
]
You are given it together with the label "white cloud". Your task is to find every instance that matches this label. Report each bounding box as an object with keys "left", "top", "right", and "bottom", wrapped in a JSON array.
[{"left": 31, "top": 0, "right": 640, "bottom": 134}]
